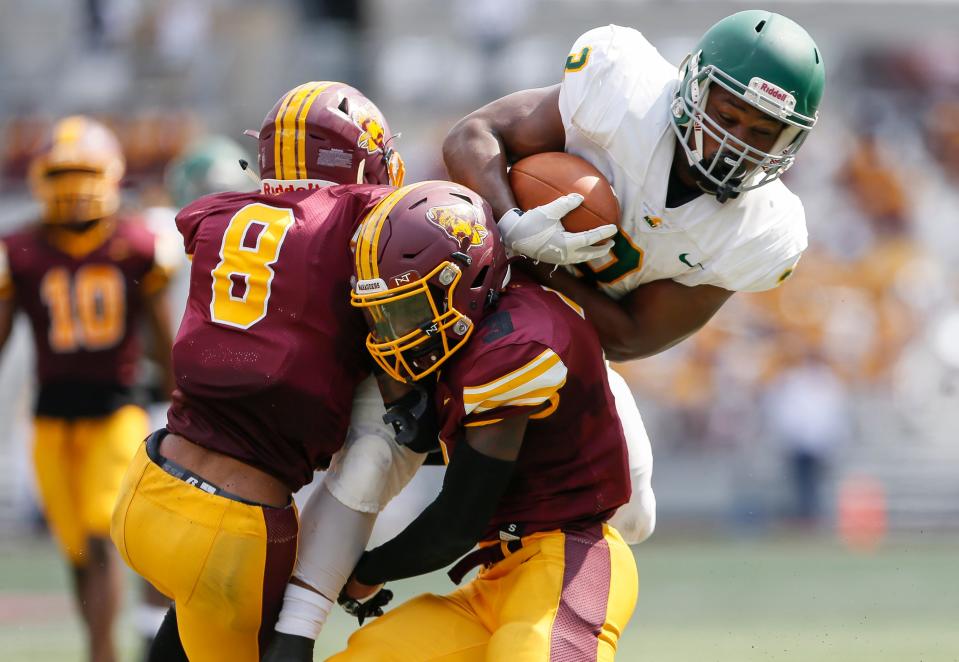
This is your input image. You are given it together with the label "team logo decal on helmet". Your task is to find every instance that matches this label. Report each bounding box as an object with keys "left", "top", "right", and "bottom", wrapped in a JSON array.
[
  {"left": 350, "top": 102, "right": 406, "bottom": 187},
  {"left": 426, "top": 203, "right": 489, "bottom": 251},
  {"left": 351, "top": 181, "right": 509, "bottom": 382},
  {"left": 352, "top": 105, "right": 388, "bottom": 155}
]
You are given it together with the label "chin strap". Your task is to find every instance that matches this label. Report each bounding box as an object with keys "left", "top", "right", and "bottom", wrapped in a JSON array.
[
  {"left": 691, "top": 156, "right": 741, "bottom": 203},
  {"left": 687, "top": 51, "right": 706, "bottom": 168}
]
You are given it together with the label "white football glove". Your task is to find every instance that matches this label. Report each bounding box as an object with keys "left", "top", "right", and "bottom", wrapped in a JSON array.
[{"left": 498, "top": 193, "right": 617, "bottom": 265}]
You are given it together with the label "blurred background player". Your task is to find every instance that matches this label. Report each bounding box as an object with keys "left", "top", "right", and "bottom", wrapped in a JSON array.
[
  {"left": 164, "top": 135, "right": 258, "bottom": 214},
  {"left": 0, "top": 116, "right": 176, "bottom": 662},
  {"left": 110, "top": 81, "right": 420, "bottom": 662},
  {"left": 325, "top": 180, "right": 637, "bottom": 661},
  {"left": 443, "top": 10, "right": 825, "bottom": 546},
  {"left": 2, "top": 3, "right": 958, "bottom": 660}
]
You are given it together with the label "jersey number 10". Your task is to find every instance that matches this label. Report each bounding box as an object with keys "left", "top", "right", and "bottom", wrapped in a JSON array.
[{"left": 40, "top": 265, "right": 126, "bottom": 352}]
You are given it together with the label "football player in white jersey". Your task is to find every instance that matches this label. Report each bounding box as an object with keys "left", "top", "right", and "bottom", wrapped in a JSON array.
[{"left": 443, "top": 10, "right": 826, "bottom": 545}]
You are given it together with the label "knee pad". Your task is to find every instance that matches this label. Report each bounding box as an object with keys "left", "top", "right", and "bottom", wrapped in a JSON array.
[{"left": 325, "top": 431, "right": 425, "bottom": 514}]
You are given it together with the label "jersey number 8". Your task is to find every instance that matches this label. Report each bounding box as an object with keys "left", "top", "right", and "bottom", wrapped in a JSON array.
[{"left": 210, "top": 203, "right": 294, "bottom": 329}]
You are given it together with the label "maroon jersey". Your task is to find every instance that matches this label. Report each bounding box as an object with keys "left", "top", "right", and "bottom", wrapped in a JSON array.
[
  {"left": 166, "top": 185, "right": 391, "bottom": 491},
  {"left": 0, "top": 218, "right": 169, "bottom": 418},
  {"left": 436, "top": 275, "right": 631, "bottom": 541}
]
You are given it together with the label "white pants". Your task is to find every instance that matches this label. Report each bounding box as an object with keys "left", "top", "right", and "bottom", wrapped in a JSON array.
[{"left": 605, "top": 365, "right": 657, "bottom": 545}]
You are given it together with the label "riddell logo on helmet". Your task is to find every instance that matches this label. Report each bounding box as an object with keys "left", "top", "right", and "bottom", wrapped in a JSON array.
[
  {"left": 261, "top": 179, "right": 327, "bottom": 195},
  {"left": 747, "top": 78, "right": 797, "bottom": 112},
  {"left": 760, "top": 82, "right": 788, "bottom": 101}
]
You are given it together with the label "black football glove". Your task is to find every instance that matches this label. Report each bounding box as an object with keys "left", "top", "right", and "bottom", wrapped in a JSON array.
[
  {"left": 337, "top": 586, "right": 394, "bottom": 626},
  {"left": 383, "top": 380, "right": 439, "bottom": 453},
  {"left": 261, "top": 632, "right": 315, "bottom": 662}
]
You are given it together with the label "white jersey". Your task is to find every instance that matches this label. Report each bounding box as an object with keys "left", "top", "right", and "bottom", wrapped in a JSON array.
[{"left": 558, "top": 25, "right": 808, "bottom": 299}]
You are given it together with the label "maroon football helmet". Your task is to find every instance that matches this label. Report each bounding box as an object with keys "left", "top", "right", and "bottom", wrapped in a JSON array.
[
  {"left": 256, "top": 81, "right": 405, "bottom": 193},
  {"left": 351, "top": 181, "right": 510, "bottom": 382}
]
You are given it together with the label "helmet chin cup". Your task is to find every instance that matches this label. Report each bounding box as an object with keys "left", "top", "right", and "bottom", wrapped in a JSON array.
[
  {"left": 692, "top": 154, "right": 743, "bottom": 202},
  {"left": 407, "top": 335, "right": 444, "bottom": 373}
]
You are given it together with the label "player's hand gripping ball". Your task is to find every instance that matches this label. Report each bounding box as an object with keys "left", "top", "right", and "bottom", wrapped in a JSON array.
[{"left": 500, "top": 152, "right": 621, "bottom": 265}]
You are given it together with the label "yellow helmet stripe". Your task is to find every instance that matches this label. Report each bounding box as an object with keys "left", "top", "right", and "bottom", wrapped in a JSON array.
[
  {"left": 278, "top": 83, "right": 320, "bottom": 180},
  {"left": 355, "top": 182, "right": 431, "bottom": 281},
  {"left": 56, "top": 116, "right": 87, "bottom": 145},
  {"left": 294, "top": 82, "right": 334, "bottom": 179},
  {"left": 273, "top": 86, "right": 301, "bottom": 181}
]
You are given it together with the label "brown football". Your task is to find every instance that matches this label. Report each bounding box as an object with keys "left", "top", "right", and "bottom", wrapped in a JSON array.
[{"left": 508, "top": 152, "right": 620, "bottom": 232}]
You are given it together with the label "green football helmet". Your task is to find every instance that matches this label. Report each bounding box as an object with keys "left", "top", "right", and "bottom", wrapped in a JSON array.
[
  {"left": 670, "top": 10, "right": 826, "bottom": 201},
  {"left": 165, "top": 135, "right": 255, "bottom": 209}
]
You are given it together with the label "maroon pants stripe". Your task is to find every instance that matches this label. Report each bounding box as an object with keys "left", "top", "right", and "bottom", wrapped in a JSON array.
[
  {"left": 549, "top": 525, "right": 611, "bottom": 662},
  {"left": 256, "top": 505, "right": 299, "bottom": 655}
]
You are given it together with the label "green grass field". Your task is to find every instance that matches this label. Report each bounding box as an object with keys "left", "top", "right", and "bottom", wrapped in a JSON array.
[{"left": 1, "top": 533, "right": 956, "bottom": 661}]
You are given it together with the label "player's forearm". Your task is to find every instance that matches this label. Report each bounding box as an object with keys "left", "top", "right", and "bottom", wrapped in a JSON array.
[
  {"left": 353, "top": 442, "right": 515, "bottom": 585},
  {"left": 528, "top": 265, "right": 651, "bottom": 359},
  {"left": 443, "top": 116, "right": 519, "bottom": 220},
  {"left": 353, "top": 498, "right": 480, "bottom": 586},
  {"left": 145, "top": 293, "right": 175, "bottom": 397},
  {"left": 532, "top": 266, "right": 701, "bottom": 361}
]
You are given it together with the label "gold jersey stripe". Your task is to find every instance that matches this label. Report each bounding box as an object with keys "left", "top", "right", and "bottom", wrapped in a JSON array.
[
  {"left": 540, "top": 285, "right": 585, "bottom": 318},
  {"left": 463, "top": 348, "right": 561, "bottom": 402},
  {"left": 529, "top": 392, "right": 560, "bottom": 419},
  {"left": 463, "top": 418, "right": 504, "bottom": 428},
  {"left": 469, "top": 378, "right": 568, "bottom": 415},
  {"left": 0, "top": 242, "right": 12, "bottom": 299},
  {"left": 463, "top": 349, "right": 566, "bottom": 410}
]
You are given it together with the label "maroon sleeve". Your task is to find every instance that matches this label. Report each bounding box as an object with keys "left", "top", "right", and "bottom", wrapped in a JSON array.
[
  {"left": 175, "top": 193, "right": 238, "bottom": 257},
  {"left": 445, "top": 340, "right": 569, "bottom": 429}
]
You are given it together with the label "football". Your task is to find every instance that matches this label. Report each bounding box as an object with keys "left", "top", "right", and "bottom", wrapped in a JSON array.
[{"left": 508, "top": 152, "right": 620, "bottom": 232}]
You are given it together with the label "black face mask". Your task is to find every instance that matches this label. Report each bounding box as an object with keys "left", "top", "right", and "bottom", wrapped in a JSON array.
[
  {"left": 407, "top": 334, "right": 445, "bottom": 374},
  {"left": 693, "top": 154, "right": 743, "bottom": 203}
]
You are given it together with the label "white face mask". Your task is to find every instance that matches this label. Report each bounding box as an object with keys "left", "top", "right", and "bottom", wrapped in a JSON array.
[{"left": 671, "top": 53, "right": 813, "bottom": 200}]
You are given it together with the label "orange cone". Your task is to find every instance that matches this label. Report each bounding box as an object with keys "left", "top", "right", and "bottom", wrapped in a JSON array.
[{"left": 837, "top": 475, "right": 887, "bottom": 552}]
